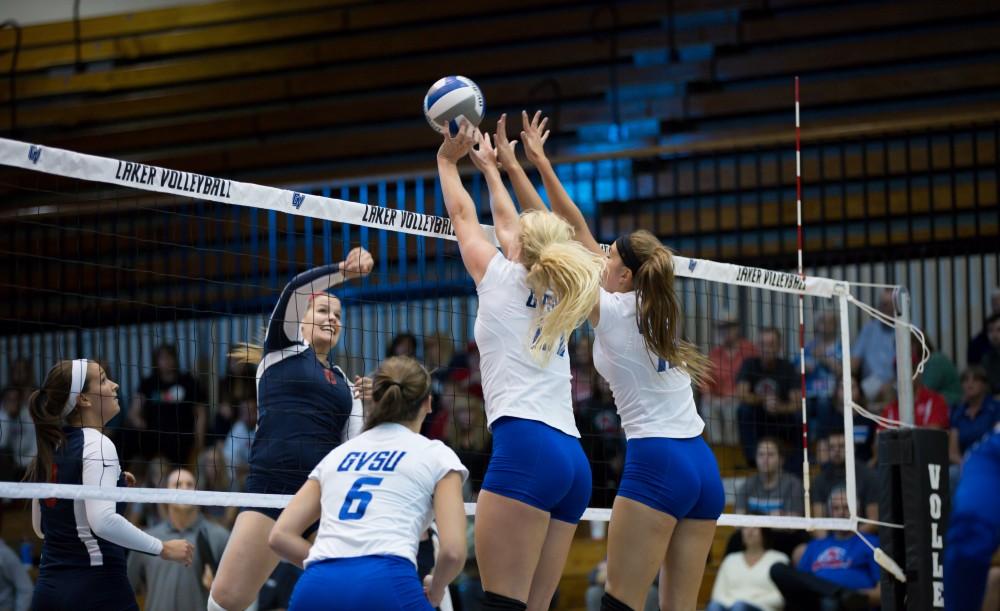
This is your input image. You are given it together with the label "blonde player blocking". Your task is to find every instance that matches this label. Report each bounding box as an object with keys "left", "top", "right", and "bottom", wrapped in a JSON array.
[
  {"left": 492, "top": 112, "right": 724, "bottom": 611},
  {"left": 437, "top": 120, "right": 605, "bottom": 611}
]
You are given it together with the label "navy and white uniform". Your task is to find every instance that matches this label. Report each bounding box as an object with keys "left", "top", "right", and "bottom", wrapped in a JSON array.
[
  {"left": 245, "top": 264, "right": 364, "bottom": 521},
  {"left": 593, "top": 289, "right": 724, "bottom": 519},
  {"left": 31, "top": 427, "right": 163, "bottom": 611},
  {"left": 475, "top": 253, "right": 592, "bottom": 523},
  {"left": 288, "top": 423, "right": 467, "bottom": 611}
]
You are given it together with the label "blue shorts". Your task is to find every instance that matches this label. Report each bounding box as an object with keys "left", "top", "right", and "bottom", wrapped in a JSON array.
[
  {"left": 617, "top": 436, "right": 724, "bottom": 520},
  {"left": 289, "top": 555, "right": 431, "bottom": 611},
  {"left": 33, "top": 567, "right": 138, "bottom": 611},
  {"left": 482, "top": 417, "right": 592, "bottom": 523}
]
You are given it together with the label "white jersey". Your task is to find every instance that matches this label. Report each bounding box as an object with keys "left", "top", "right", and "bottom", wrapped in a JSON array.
[
  {"left": 474, "top": 253, "right": 579, "bottom": 437},
  {"left": 304, "top": 423, "right": 467, "bottom": 569},
  {"left": 592, "top": 289, "right": 704, "bottom": 439}
]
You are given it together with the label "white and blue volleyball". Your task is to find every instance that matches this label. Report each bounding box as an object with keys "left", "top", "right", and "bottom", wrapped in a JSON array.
[{"left": 423, "top": 76, "right": 485, "bottom": 136}]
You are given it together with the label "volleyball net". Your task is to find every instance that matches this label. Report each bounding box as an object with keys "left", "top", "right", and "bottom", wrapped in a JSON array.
[{"left": 0, "top": 136, "right": 921, "bottom": 531}]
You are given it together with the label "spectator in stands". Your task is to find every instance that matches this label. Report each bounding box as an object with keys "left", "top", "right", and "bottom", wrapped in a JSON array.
[
  {"left": 708, "top": 525, "right": 788, "bottom": 611},
  {"left": 570, "top": 334, "right": 596, "bottom": 405},
  {"left": 257, "top": 561, "right": 303, "bottom": 611},
  {"left": 701, "top": 312, "right": 757, "bottom": 445},
  {"left": 851, "top": 289, "right": 896, "bottom": 405},
  {"left": 127, "top": 455, "right": 170, "bottom": 528},
  {"left": 811, "top": 432, "right": 880, "bottom": 533},
  {"left": 830, "top": 376, "right": 876, "bottom": 465},
  {"left": 949, "top": 366, "right": 1000, "bottom": 465},
  {"left": 125, "top": 344, "right": 205, "bottom": 467},
  {"left": 881, "top": 353, "right": 950, "bottom": 430},
  {"left": 211, "top": 348, "right": 257, "bottom": 448},
  {"left": 736, "top": 328, "right": 800, "bottom": 467},
  {"left": 735, "top": 438, "right": 804, "bottom": 517},
  {"left": 196, "top": 446, "right": 238, "bottom": 529},
  {"left": 968, "top": 287, "right": 1000, "bottom": 365},
  {"left": 386, "top": 332, "right": 418, "bottom": 358},
  {"left": 0, "top": 385, "right": 35, "bottom": 481},
  {"left": 127, "top": 468, "right": 230, "bottom": 611},
  {"left": 920, "top": 337, "right": 962, "bottom": 406},
  {"left": 422, "top": 333, "right": 457, "bottom": 441},
  {"left": 7, "top": 358, "right": 36, "bottom": 398},
  {"left": 222, "top": 395, "right": 257, "bottom": 491},
  {"left": 770, "top": 487, "right": 880, "bottom": 610},
  {"left": 0, "top": 536, "right": 32, "bottom": 611},
  {"left": 981, "top": 313, "right": 1000, "bottom": 395},
  {"left": 576, "top": 377, "right": 625, "bottom": 509},
  {"left": 797, "top": 311, "right": 842, "bottom": 438},
  {"left": 446, "top": 387, "right": 491, "bottom": 498},
  {"left": 586, "top": 559, "right": 657, "bottom": 611}
]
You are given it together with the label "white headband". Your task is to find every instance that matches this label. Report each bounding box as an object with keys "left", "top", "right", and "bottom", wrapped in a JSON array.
[{"left": 62, "top": 359, "right": 90, "bottom": 418}]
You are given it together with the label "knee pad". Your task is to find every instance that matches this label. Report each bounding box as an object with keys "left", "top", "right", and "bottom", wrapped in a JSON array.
[{"left": 482, "top": 590, "right": 527, "bottom": 611}]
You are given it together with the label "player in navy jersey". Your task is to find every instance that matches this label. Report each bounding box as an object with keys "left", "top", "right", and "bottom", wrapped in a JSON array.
[
  {"left": 498, "top": 111, "right": 723, "bottom": 611},
  {"left": 209, "top": 247, "right": 373, "bottom": 611},
  {"left": 269, "top": 356, "right": 468, "bottom": 611},
  {"left": 27, "top": 359, "right": 193, "bottom": 611},
  {"left": 439, "top": 121, "right": 605, "bottom": 611}
]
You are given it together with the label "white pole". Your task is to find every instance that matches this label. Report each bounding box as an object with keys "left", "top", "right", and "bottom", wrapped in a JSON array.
[{"left": 894, "top": 288, "right": 914, "bottom": 425}]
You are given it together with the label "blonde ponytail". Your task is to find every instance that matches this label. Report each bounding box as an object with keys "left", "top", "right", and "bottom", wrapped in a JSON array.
[
  {"left": 520, "top": 211, "right": 605, "bottom": 365},
  {"left": 229, "top": 342, "right": 264, "bottom": 367}
]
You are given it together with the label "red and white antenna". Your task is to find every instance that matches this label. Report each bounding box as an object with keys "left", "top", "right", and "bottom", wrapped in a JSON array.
[{"left": 795, "top": 76, "right": 812, "bottom": 521}]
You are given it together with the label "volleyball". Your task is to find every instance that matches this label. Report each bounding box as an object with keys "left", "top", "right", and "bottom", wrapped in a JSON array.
[{"left": 423, "top": 75, "right": 485, "bottom": 136}]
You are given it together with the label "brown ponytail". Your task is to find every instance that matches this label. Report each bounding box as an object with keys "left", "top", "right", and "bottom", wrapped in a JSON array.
[
  {"left": 25, "top": 360, "right": 89, "bottom": 483},
  {"left": 626, "top": 231, "right": 712, "bottom": 386},
  {"left": 229, "top": 342, "right": 264, "bottom": 367},
  {"left": 364, "top": 356, "right": 432, "bottom": 431}
]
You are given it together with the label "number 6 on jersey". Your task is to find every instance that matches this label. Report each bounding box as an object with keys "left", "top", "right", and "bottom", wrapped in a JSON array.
[{"left": 338, "top": 476, "right": 383, "bottom": 520}]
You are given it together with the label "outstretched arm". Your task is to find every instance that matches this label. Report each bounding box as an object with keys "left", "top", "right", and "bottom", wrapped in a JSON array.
[
  {"left": 521, "top": 110, "right": 603, "bottom": 256},
  {"left": 469, "top": 129, "right": 520, "bottom": 258},
  {"left": 437, "top": 121, "right": 500, "bottom": 285},
  {"left": 494, "top": 113, "right": 547, "bottom": 213},
  {"left": 263, "top": 248, "right": 373, "bottom": 353}
]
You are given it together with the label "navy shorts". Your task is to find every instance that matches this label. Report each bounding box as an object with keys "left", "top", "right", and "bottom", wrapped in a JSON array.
[
  {"left": 482, "top": 417, "right": 592, "bottom": 523},
  {"left": 243, "top": 472, "right": 320, "bottom": 536},
  {"left": 290, "top": 555, "right": 431, "bottom": 611},
  {"left": 33, "top": 567, "right": 138, "bottom": 611},
  {"left": 617, "top": 436, "right": 725, "bottom": 520}
]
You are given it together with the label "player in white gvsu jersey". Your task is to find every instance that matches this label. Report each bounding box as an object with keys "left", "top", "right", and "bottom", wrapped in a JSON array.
[
  {"left": 510, "top": 112, "right": 724, "bottom": 611},
  {"left": 437, "top": 120, "right": 605, "bottom": 611},
  {"left": 268, "top": 356, "right": 468, "bottom": 611}
]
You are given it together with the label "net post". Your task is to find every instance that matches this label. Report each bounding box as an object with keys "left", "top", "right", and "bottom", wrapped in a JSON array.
[
  {"left": 894, "top": 287, "right": 914, "bottom": 425},
  {"left": 839, "top": 292, "right": 859, "bottom": 521}
]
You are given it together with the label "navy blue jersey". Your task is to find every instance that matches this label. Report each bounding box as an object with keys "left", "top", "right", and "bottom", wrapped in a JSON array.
[
  {"left": 247, "top": 264, "right": 361, "bottom": 494},
  {"left": 37, "top": 428, "right": 160, "bottom": 571}
]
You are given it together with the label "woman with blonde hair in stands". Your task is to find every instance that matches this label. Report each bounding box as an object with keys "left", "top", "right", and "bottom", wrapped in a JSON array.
[
  {"left": 494, "top": 111, "right": 724, "bottom": 611},
  {"left": 437, "top": 120, "right": 605, "bottom": 611},
  {"left": 28, "top": 359, "right": 193, "bottom": 610},
  {"left": 209, "top": 247, "right": 374, "bottom": 611}
]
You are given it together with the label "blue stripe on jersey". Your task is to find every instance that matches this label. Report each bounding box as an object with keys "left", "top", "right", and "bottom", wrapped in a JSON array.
[
  {"left": 424, "top": 77, "right": 466, "bottom": 110},
  {"left": 39, "top": 428, "right": 128, "bottom": 571}
]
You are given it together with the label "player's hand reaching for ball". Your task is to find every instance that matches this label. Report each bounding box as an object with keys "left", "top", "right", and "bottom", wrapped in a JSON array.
[
  {"left": 340, "top": 247, "right": 374, "bottom": 278},
  {"left": 469, "top": 129, "right": 499, "bottom": 175},
  {"left": 160, "top": 539, "right": 194, "bottom": 566},
  {"left": 520, "top": 110, "right": 551, "bottom": 167},
  {"left": 353, "top": 376, "right": 374, "bottom": 404},
  {"left": 494, "top": 113, "right": 520, "bottom": 171},
  {"left": 437, "top": 119, "right": 476, "bottom": 164}
]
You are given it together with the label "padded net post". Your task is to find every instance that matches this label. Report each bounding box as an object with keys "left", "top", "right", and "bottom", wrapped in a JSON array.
[{"left": 877, "top": 427, "right": 949, "bottom": 610}]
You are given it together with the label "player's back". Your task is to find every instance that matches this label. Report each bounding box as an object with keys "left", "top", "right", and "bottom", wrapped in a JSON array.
[{"left": 305, "top": 423, "right": 466, "bottom": 568}]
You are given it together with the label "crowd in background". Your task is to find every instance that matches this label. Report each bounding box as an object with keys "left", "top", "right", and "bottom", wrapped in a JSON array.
[{"left": 0, "top": 286, "right": 997, "bottom": 609}]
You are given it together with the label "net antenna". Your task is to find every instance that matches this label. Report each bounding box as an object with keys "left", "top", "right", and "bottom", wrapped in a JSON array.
[{"left": 794, "top": 76, "right": 812, "bottom": 522}]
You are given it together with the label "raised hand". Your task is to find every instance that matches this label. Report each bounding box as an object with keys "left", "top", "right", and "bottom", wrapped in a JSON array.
[
  {"left": 437, "top": 119, "right": 476, "bottom": 164},
  {"left": 469, "top": 129, "right": 500, "bottom": 175},
  {"left": 352, "top": 376, "right": 374, "bottom": 403},
  {"left": 494, "top": 113, "right": 520, "bottom": 171},
  {"left": 340, "top": 247, "right": 374, "bottom": 277},
  {"left": 520, "top": 110, "right": 551, "bottom": 167}
]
